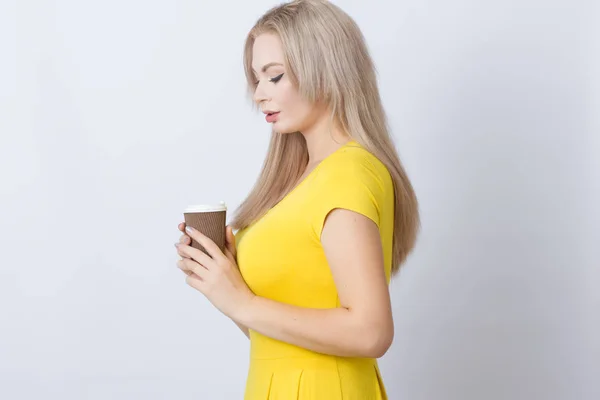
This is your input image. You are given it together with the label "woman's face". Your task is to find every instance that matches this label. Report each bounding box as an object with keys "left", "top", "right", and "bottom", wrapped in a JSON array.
[{"left": 251, "top": 33, "right": 325, "bottom": 134}]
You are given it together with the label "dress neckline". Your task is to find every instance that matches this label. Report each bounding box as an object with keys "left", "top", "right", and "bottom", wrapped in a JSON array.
[
  {"left": 237, "top": 140, "right": 359, "bottom": 238},
  {"left": 276, "top": 139, "right": 358, "bottom": 206}
]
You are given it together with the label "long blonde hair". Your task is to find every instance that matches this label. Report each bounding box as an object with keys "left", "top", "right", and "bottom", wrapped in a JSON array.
[{"left": 230, "top": 0, "right": 420, "bottom": 275}]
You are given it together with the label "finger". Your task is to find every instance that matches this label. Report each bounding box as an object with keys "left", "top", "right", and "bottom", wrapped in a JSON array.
[
  {"left": 176, "top": 243, "right": 214, "bottom": 269},
  {"left": 177, "top": 258, "right": 208, "bottom": 280},
  {"left": 185, "top": 273, "right": 204, "bottom": 292},
  {"left": 178, "top": 222, "right": 186, "bottom": 233},
  {"left": 179, "top": 234, "right": 191, "bottom": 244},
  {"left": 176, "top": 246, "right": 188, "bottom": 259},
  {"left": 224, "top": 246, "right": 235, "bottom": 264},
  {"left": 184, "top": 226, "right": 223, "bottom": 260},
  {"left": 175, "top": 237, "right": 192, "bottom": 259},
  {"left": 176, "top": 258, "right": 192, "bottom": 275},
  {"left": 177, "top": 262, "right": 192, "bottom": 276},
  {"left": 225, "top": 226, "right": 237, "bottom": 259}
]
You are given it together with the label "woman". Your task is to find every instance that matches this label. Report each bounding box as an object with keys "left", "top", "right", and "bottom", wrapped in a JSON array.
[{"left": 175, "top": 0, "right": 419, "bottom": 398}]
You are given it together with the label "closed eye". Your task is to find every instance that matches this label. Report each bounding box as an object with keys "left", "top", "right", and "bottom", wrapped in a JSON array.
[
  {"left": 268, "top": 73, "right": 284, "bottom": 83},
  {"left": 253, "top": 73, "right": 284, "bottom": 86}
]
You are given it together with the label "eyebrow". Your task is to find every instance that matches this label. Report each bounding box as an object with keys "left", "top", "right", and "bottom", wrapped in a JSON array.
[{"left": 252, "top": 62, "right": 284, "bottom": 74}]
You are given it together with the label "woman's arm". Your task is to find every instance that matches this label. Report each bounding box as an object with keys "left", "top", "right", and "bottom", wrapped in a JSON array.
[
  {"left": 235, "top": 208, "right": 394, "bottom": 358},
  {"left": 232, "top": 320, "right": 249, "bottom": 339}
]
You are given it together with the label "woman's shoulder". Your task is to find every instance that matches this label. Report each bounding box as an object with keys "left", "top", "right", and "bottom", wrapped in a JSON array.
[
  {"left": 307, "top": 141, "right": 394, "bottom": 232},
  {"left": 319, "top": 141, "right": 392, "bottom": 187}
]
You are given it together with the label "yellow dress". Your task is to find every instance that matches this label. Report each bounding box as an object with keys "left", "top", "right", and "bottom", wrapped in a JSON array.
[{"left": 236, "top": 140, "right": 395, "bottom": 400}]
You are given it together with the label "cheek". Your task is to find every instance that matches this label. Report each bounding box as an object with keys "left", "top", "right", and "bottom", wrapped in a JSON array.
[
  {"left": 280, "top": 90, "right": 312, "bottom": 122},
  {"left": 279, "top": 109, "right": 315, "bottom": 134},
  {"left": 277, "top": 81, "right": 298, "bottom": 108},
  {"left": 273, "top": 83, "right": 320, "bottom": 133}
]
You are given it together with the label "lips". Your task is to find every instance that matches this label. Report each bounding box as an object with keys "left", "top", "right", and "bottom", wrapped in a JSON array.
[{"left": 265, "top": 111, "right": 280, "bottom": 123}]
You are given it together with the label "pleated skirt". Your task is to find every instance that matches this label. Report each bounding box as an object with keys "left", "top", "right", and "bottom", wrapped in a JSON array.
[{"left": 244, "top": 355, "right": 388, "bottom": 400}]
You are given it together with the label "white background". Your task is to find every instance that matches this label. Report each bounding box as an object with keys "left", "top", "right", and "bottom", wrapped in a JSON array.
[{"left": 1, "top": 0, "right": 598, "bottom": 399}]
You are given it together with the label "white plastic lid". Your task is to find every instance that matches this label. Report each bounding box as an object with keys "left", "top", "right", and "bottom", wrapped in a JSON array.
[{"left": 184, "top": 201, "right": 227, "bottom": 213}]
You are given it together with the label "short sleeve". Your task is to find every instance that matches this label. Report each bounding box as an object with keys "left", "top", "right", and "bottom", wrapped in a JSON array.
[{"left": 310, "top": 151, "right": 386, "bottom": 240}]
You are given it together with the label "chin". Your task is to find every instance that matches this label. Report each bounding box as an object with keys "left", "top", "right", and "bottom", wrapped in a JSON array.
[{"left": 273, "top": 123, "right": 296, "bottom": 134}]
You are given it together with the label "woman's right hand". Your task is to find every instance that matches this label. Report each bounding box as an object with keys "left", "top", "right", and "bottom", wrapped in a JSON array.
[
  {"left": 176, "top": 223, "right": 193, "bottom": 275},
  {"left": 175, "top": 222, "right": 250, "bottom": 339}
]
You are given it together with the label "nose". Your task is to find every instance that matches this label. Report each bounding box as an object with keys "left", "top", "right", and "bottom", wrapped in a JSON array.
[{"left": 252, "top": 80, "right": 269, "bottom": 104}]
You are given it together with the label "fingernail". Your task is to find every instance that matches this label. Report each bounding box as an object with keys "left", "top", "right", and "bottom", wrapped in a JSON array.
[
  {"left": 174, "top": 243, "right": 179, "bottom": 248},
  {"left": 185, "top": 226, "right": 194, "bottom": 234}
]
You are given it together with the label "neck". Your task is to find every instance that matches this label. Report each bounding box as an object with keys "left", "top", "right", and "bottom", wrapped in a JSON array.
[{"left": 300, "top": 116, "right": 350, "bottom": 166}]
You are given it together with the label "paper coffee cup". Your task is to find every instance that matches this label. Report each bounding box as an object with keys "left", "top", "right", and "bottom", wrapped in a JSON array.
[{"left": 183, "top": 202, "right": 227, "bottom": 254}]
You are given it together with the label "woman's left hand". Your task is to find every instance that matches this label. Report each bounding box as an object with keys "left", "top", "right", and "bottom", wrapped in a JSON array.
[{"left": 175, "top": 225, "right": 255, "bottom": 320}]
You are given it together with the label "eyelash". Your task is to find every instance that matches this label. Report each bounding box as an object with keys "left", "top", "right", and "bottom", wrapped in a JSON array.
[{"left": 254, "top": 73, "right": 284, "bottom": 86}]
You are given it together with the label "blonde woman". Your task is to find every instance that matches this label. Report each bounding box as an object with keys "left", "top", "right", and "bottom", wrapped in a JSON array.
[{"left": 175, "top": 0, "right": 419, "bottom": 398}]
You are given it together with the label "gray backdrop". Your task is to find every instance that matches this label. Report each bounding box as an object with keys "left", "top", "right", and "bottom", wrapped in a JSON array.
[{"left": 1, "top": 0, "right": 598, "bottom": 399}]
